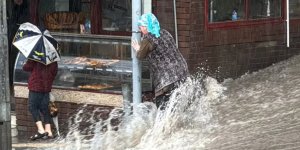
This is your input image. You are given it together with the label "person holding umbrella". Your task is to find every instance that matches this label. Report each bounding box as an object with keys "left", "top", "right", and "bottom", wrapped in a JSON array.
[
  {"left": 13, "top": 22, "right": 60, "bottom": 140},
  {"left": 23, "top": 59, "right": 58, "bottom": 140},
  {"left": 131, "top": 13, "right": 189, "bottom": 110}
]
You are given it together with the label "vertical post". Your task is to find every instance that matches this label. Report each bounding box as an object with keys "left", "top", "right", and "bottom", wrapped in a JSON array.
[
  {"left": 210, "top": 1, "right": 213, "bottom": 23},
  {"left": 0, "top": 0, "right": 12, "bottom": 149},
  {"left": 286, "top": 0, "right": 290, "bottom": 47},
  {"left": 122, "top": 84, "right": 132, "bottom": 115},
  {"left": 173, "top": 0, "right": 178, "bottom": 47},
  {"left": 131, "top": 0, "right": 142, "bottom": 110},
  {"left": 173, "top": 0, "right": 178, "bottom": 48}
]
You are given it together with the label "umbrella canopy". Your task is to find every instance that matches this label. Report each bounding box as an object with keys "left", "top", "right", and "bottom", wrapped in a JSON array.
[{"left": 12, "top": 22, "right": 60, "bottom": 65}]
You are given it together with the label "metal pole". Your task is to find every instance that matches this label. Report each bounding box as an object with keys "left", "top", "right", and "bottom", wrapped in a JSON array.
[
  {"left": 286, "top": 0, "right": 290, "bottom": 47},
  {"left": 122, "top": 84, "right": 132, "bottom": 115},
  {"left": 131, "top": 0, "right": 142, "bottom": 109},
  {"left": 0, "top": 0, "right": 12, "bottom": 149},
  {"left": 173, "top": 0, "right": 178, "bottom": 47}
]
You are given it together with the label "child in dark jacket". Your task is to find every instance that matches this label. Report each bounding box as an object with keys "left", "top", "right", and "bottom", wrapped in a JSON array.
[{"left": 23, "top": 60, "right": 58, "bottom": 140}]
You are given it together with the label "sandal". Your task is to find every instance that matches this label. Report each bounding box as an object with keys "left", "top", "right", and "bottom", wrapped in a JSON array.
[
  {"left": 30, "top": 132, "right": 48, "bottom": 141},
  {"left": 43, "top": 135, "right": 56, "bottom": 140}
]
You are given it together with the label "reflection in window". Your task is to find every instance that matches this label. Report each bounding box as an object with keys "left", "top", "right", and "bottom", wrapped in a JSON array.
[
  {"left": 290, "top": 0, "right": 300, "bottom": 18},
  {"left": 208, "top": 0, "right": 283, "bottom": 24},
  {"left": 102, "top": 0, "right": 132, "bottom": 32},
  {"left": 208, "top": 0, "right": 245, "bottom": 23},
  {"left": 59, "top": 41, "right": 131, "bottom": 60},
  {"left": 249, "top": 0, "right": 281, "bottom": 19},
  {"left": 39, "top": 0, "right": 91, "bottom": 34},
  {"left": 37, "top": 0, "right": 133, "bottom": 34}
]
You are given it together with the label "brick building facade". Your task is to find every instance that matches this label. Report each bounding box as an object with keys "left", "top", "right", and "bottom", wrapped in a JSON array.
[{"left": 157, "top": 0, "right": 300, "bottom": 81}]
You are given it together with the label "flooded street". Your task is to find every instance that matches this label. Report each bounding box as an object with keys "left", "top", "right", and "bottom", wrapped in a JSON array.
[
  {"left": 205, "top": 54, "right": 300, "bottom": 150},
  {"left": 13, "top": 54, "right": 300, "bottom": 150}
]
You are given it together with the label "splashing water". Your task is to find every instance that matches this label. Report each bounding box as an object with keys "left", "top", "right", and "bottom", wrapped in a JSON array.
[
  {"left": 24, "top": 74, "right": 224, "bottom": 150},
  {"left": 17, "top": 54, "right": 300, "bottom": 150}
]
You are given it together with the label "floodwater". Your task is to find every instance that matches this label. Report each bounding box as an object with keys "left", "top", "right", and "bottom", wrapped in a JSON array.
[{"left": 13, "top": 54, "right": 300, "bottom": 150}]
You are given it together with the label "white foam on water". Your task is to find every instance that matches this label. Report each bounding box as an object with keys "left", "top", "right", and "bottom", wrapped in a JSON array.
[
  {"left": 40, "top": 75, "right": 225, "bottom": 150},
  {"left": 22, "top": 54, "right": 300, "bottom": 150}
]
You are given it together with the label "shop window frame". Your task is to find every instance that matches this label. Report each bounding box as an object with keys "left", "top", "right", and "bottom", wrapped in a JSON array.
[{"left": 204, "top": 0, "right": 286, "bottom": 29}]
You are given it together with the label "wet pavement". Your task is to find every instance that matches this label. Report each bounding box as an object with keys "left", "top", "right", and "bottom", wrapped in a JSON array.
[
  {"left": 9, "top": 55, "right": 300, "bottom": 150},
  {"left": 203, "top": 56, "right": 300, "bottom": 150},
  {"left": 11, "top": 112, "right": 56, "bottom": 150}
]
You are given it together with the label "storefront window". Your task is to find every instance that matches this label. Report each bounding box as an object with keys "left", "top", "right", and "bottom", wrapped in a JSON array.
[
  {"left": 102, "top": 0, "right": 132, "bottom": 32},
  {"left": 208, "top": 0, "right": 282, "bottom": 23},
  {"left": 290, "top": 0, "right": 300, "bottom": 18},
  {"left": 249, "top": 0, "right": 281, "bottom": 19},
  {"left": 38, "top": 0, "right": 91, "bottom": 34},
  {"left": 208, "top": 0, "right": 245, "bottom": 22},
  {"left": 37, "top": 0, "right": 132, "bottom": 35}
]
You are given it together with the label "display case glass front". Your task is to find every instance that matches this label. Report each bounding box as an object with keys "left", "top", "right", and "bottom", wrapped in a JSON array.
[{"left": 14, "top": 34, "right": 152, "bottom": 93}]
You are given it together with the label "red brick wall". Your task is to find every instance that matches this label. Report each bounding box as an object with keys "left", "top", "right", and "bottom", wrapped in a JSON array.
[
  {"left": 157, "top": 0, "right": 300, "bottom": 81},
  {"left": 15, "top": 97, "right": 114, "bottom": 139},
  {"left": 201, "top": 21, "right": 300, "bottom": 80}
]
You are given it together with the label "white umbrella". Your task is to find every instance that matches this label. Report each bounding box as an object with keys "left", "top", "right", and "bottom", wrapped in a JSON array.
[{"left": 12, "top": 22, "right": 60, "bottom": 65}]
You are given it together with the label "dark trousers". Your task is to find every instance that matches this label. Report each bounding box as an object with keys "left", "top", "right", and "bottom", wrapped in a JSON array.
[
  {"left": 155, "top": 91, "right": 172, "bottom": 110},
  {"left": 155, "top": 81, "right": 181, "bottom": 110},
  {"left": 28, "top": 91, "right": 51, "bottom": 124}
]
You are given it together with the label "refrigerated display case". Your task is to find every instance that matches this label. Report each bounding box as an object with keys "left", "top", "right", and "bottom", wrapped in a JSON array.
[{"left": 13, "top": 33, "right": 152, "bottom": 106}]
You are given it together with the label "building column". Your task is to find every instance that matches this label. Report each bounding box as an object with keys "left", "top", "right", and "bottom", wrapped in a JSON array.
[{"left": 0, "top": 0, "right": 12, "bottom": 149}]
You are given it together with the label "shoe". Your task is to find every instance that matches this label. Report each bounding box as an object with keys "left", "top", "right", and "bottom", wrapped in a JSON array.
[
  {"left": 30, "top": 132, "right": 48, "bottom": 141},
  {"left": 43, "top": 134, "right": 57, "bottom": 140}
]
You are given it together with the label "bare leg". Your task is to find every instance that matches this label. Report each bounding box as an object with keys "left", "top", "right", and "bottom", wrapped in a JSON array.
[
  {"left": 30, "top": 121, "right": 47, "bottom": 140},
  {"left": 45, "top": 123, "right": 53, "bottom": 136},
  {"left": 36, "top": 121, "right": 45, "bottom": 133}
]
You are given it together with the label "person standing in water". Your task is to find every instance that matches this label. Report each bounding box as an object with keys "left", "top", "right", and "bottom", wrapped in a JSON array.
[
  {"left": 23, "top": 60, "right": 58, "bottom": 140},
  {"left": 132, "top": 13, "right": 189, "bottom": 109}
]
